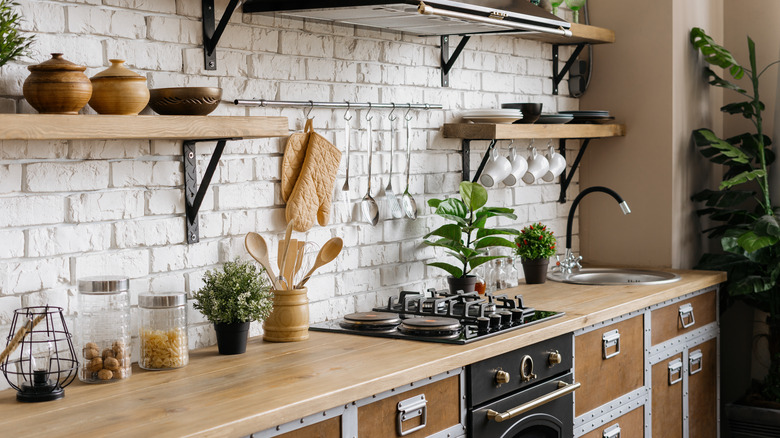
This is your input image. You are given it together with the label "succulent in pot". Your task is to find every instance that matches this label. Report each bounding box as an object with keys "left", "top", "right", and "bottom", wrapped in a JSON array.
[
  {"left": 192, "top": 258, "right": 273, "bottom": 355},
  {"left": 423, "top": 181, "right": 519, "bottom": 293},
  {"left": 515, "top": 222, "right": 557, "bottom": 284}
]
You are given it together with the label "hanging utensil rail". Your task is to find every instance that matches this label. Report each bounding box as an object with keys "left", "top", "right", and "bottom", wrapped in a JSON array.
[{"left": 234, "top": 99, "right": 443, "bottom": 111}]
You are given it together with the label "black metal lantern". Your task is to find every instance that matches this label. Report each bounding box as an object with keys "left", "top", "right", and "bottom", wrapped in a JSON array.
[{"left": 0, "top": 306, "right": 78, "bottom": 402}]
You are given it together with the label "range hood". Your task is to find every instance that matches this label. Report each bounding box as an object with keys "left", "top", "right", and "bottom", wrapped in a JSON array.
[{"left": 242, "top": 0, "right": 572, "bottom": 37}]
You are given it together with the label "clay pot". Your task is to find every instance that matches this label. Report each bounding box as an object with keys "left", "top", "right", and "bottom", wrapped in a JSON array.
[
  {"left": 23, "top": 53, "right": 92, "bottom": 115},
  {"left": 88, "top": 59, "right": 150, "bottom": 115}
]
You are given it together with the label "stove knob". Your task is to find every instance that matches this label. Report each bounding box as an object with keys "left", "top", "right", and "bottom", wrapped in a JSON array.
[
  {"left": 495, "top": 370, "right": 511, "bottom": 385},
  {"left": 498, "top": 311, "right": 512, "bottom": 327},
  {"left": 520, "top": 355, "right": 537, "bottom": 382},
  {"left": 489, "top": 313, "right": 502, "bottom": 330},
  {"left": 476, "top": 316, "right": 490, "bottom": 333},
  {"left": 548, "top": 351, "right": 562, "bottom": 366},
  {"left": 510, "top": 308, "right": 525, "bottom": 324}
]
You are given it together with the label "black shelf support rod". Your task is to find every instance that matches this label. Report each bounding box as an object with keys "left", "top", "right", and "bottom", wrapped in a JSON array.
[
  {"left": 558, "top": 138, "right": 590, "bottom": 203},
  {"left": 183, "top": 138, "right": 240, "bottom": 243},
  {"left": 441, "top": 35, "right": 471, "bottom": 87},
  {"left": 552, "top": 43, "right": 586, "bottom": 95},
  {"left": 202, "top": 0, "right": 240, "bottom": 70},
  {"left": 462, "top": 139, "right": 497, "bottom": 182}
]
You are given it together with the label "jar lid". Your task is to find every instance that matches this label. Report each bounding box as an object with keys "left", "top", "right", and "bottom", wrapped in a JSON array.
[
  {"left": 78, "top": 276, "right": 130, "bottom": 294},
  {"left": 90, "top": 59, "right": 146, "bottom": 81},
  {"left": 28, "top": 53, "right": 87, "bottom": 72},
  {"left": 139, "top": 292, "right": 187, "bottom": 308}
]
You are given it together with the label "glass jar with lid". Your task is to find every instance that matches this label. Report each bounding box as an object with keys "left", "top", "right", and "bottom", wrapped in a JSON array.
[
  {"left": 138, "top": 292, "right": 188, "bottom": 370},
  {"left": 77, "top": 276, "right": 132, "bottom": 383}
]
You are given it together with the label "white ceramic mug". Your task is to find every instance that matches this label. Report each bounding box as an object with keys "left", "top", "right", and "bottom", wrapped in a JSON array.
[
  {"left": 522, "top": 147, "right": 549, "bottom": 184},
  {"left": 503, "top": 146, "right": 528, "bottom": 186},
  {"left": 542, "top": 145, "right": 566, "bottom": 182},
  {"left": 480, "top": 147, "right": 512, "bottom": 187}
]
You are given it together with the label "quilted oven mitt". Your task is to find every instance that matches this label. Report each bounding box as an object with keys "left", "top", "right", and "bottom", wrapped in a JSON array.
[
  {"left": 281, "top": 118, "right": 313, "bottom": 203},
  {"left": 285, "top": 123, "right": 342, "bottom": 232}
]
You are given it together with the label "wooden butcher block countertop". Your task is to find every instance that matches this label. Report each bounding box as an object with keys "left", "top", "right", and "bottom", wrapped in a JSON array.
[{"left": 0, "top": 270, "right": 724, "bottom": 437}]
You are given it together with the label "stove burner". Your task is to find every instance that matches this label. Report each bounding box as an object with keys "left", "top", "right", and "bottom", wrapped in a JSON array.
[
  {"left": 339, "top": 312, "right": 401, "bottom": 332},
  {"left": 398, "top": 317, "right": 462, "bottom": 339}
]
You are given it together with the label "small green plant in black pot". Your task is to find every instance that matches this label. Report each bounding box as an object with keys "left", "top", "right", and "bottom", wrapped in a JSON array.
[
  {"left": 515, "top": 222, "right": 557, "bottom": 284},
  {"left": 192, "top": 258, "right": 273, "bottom": 354}
]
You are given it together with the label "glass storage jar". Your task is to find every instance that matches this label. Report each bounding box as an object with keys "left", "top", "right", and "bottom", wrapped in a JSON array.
[
  {"left": 138, "top": 292, "right": 188, "bottom": 370},
  {"left": 77, "top": 276, "right": 131, "bottom": 383}
]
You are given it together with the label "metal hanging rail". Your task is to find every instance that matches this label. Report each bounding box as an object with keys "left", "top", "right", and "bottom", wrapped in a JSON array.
[{"left": 234, "top": 99, "right": 443, "bottom": 111}]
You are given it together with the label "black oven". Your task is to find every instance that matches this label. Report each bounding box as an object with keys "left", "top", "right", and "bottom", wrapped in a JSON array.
[{"left": 467, "top": 333, "right": 576, "bottom": 437}]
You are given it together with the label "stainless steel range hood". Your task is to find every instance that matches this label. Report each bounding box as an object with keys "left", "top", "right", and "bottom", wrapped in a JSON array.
[{"left": 242, "top": 0, "right": 572, "bottom": 37}]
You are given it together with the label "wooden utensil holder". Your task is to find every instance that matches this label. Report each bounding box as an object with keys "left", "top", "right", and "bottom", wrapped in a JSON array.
[{"left": 263, "top": 288, "right": 309, "bottom": 342}]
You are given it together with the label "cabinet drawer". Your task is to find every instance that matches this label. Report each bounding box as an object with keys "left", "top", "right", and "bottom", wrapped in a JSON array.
[
  {"left": 274, "top": 416, "right": 340, "bottom": 438},
  {"left": 575, "top": 315, "right": 644, "bottom": 416},
  {"left": 357, "top": 375, "right": 460, "bottom": 438},
  {"left": 689, "top": 338, "right": 717, "bottom": 438},
  {"left": 580, "top": 405, "right": 644, "bottom": 438},
  {"left": 652, "top": 353, "right": 684, "bottom": 438},
  {"left": 651, "top": 291, "right": 716, "bottom": 345}
]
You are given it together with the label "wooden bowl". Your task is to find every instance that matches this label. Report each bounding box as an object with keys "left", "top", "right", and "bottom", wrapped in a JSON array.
[{"left": 148, "top": 87, "right": 222, "bottom": 116}]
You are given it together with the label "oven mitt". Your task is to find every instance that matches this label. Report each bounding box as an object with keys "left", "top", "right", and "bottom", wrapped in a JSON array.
[
  {"left": 285, "top": 125, "right": 342, "bottom": 232},
  {"left": 281, "top": 118, "right": 313, "bottom": 203}
]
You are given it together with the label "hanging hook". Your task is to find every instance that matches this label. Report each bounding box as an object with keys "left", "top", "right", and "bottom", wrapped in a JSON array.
[
  {"left": 305, "top": 100, "right": 314, "bottom": 119},
  {"left": 365, "top": 102, "right": 373, "bottom": 121},
  {"left": 528, "top": 138, "right": 535, "bottom": 149},
  {"left": 404, "top": 103, "right": 413, "bottom": 121},
  {"left": 388, "top": 103, "right": 397, "bottom": 121},
  {"left": 343, "top": 101, "right": 352, "bottom": 121}
]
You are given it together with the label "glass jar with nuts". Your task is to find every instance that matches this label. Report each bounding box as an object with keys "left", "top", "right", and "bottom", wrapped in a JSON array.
[{"left": 77, "top": 276, "right": 132, "bottom": 383}]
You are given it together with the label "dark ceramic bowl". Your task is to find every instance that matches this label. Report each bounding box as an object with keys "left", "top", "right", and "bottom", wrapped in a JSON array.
[
  {"left": 501, "top": 103, "right": 543, "bottom": 124},
  {"left": 149, "top": 87, "right": 222, "bottom": 116}
]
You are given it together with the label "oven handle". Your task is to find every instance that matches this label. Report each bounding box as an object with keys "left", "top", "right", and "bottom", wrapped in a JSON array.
[{"left": 486, "top": 381, "right": 581, "bottom": 423}]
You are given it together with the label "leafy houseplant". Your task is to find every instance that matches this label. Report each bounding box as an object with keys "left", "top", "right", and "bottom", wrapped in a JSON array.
[
  {"left": 689, "top": 28, "right": 780, "bottom": 403},
  {"left": 0, "top": 1, "right": 34, "bottom": 69},
  {"left": 515, "top": 222, "right": 557, "bottom": 284},
  {"left": 193, "top": 258, "right": 273, "bottom": 354},
  {"left": 424, "top": 181, "right": 519, "bottom": 293}
]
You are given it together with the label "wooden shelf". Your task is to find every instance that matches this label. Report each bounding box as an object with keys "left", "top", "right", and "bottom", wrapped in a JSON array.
[
  {"left": 523, "top": 23, "right": 615, "bottom": 45},
  {"left": 0, "top": 114, "right": 289, "bottom": 141},
  {"left": 443, "top": 123, "right": 626, "bottom": 140}
]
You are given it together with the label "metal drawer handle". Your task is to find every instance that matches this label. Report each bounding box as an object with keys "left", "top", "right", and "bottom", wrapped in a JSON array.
[
  {"left": 486, "top": 381, "right": 581, "bottom": 423},
  {"left": 396, "top": 394, "right": 427, "bottom": 436},
  {"left": 602, "top": 329, "right": 621, "bottom": 359},
  {"left": 603, "top": 423, "right": 622, "bottom": 438},
  {"left": 689, "top": 349, "right": 703, "bottom": 375},
  {"left": 668, "top": 359, "right": 683, "bottom": 385},
  {"left": 679, "top": 303, "right": 695, "bottom": 329}
]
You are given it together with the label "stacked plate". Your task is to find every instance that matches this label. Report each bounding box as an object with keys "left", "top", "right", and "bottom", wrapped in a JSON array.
[
  {"left": 461, "top": 108, "right": 523, "bottom": 124},
  {"left": 558, "top": 110, "right": 614, "bottom": 124},
  {"left": 536, "top": 113, "right": 574, "bottom": 124}
]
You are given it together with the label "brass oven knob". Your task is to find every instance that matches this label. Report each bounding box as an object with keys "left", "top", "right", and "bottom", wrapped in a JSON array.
[
  {"left": 495, "top": 370, "right": 511, "bottom": 385},
  {"left": 520, "top": 355, "right": 536, "bottom": 382},
  {"left": 548, "top": 351, "right": 562, "bottom": 366}
]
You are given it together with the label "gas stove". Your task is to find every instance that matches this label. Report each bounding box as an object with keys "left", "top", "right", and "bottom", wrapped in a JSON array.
[{"left": 309, "top": 289, "right": 564, "bottom": 344}]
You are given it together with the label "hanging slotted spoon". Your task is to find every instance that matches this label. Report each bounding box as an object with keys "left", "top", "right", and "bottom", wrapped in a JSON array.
[
  {"left": 360, "top": 108, "right": 379, "bottom": 226},
  {"left": 385, "top": 108, "right": 403, "bottom": 219}
]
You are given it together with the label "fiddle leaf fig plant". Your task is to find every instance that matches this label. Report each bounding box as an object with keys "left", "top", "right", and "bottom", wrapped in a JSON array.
[
  {"left": 424, "top": 181, "right": 519, "bottom": 279},
  {"left": 0, "top": 1, "right": 34, "bottom": 69},
  {"left": 690, "top": 27, "right": 780, "bottom": 401}
]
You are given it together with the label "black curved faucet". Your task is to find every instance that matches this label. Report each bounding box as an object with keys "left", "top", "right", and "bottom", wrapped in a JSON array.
[{"left": 558, "top": 186, "right": 631, "bottom": 273}]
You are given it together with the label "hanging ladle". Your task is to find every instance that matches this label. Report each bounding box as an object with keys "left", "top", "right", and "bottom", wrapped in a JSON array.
[
  {"left": 360, "top": 104, "right": 380, "bottom": 226},
  {"left": 401, "top": 104, "right": 418, "bottom": 220}
]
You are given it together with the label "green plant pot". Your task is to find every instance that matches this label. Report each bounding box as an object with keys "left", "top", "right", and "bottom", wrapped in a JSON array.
[
  {"left": 521, "top": 258, "right": 549, "bottom": 284},
  {"left": 447, "top": 275, "right": 478, "bottom": 294},
  {"left": 214, "top": 321, "right": 250, "bottom": 355}
]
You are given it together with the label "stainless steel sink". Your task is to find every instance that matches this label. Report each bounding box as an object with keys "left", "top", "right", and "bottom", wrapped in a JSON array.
[{"left": 548, "top": 268, "right": 681, "bottom": 285}]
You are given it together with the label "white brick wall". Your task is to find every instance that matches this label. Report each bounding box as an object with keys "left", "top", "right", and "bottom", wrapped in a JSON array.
[{"left": 0, "top": 0, "right": 580, "bottom": 355}]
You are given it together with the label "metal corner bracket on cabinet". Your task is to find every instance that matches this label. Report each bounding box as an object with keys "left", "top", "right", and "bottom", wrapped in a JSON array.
[
  {"left": 552, "top": 43, "right": 586, "bottom": 95},
  {"left": 440, "top": 35, "right": 471, "bottom": 87},
  {"left": 183, "top": 138, "right": 240, "bottom": 244},
  {"left": 202, "top": 0, "right": 240, "bottom": 70}
]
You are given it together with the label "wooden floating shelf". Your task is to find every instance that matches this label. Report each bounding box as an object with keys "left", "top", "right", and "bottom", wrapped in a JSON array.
[
  {"left": 443, "top": 123, "right": 626, "bottom": 140},
  {"left": 524, "top": 23, "right": 616, "bottom": 45},
  {"left": 0, "top": 114, "right": 289, "bottom": 141}
]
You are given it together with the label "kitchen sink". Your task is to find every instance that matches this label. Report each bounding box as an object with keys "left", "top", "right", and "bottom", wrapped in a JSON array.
[{"left": 548, "top": 268, "right": 681, "bottom": 285}]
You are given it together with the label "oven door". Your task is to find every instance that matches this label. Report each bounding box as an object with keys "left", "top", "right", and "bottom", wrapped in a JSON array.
[{"left": 468, "top": 372, "right": 576, "bottom": 438}]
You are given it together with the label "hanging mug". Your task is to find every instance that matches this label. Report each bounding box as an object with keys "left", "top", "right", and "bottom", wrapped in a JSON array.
[
  {"left": 522, "top": 147, "right": 549, "bottom": 184},
  {"left": 543, "top": 145, "right": 567, "bottom": 182},
  {"left": 503, "top": 146, "right": 529, "bottom": 186},
  {"left": 480, "top": 146, "right": 512, "bottom": 187}
]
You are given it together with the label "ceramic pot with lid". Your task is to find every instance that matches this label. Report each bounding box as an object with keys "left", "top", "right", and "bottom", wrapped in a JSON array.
[
  {"left": 88, "top": 59, "right": 150, "bottom": 115},
  {"left": 23, "top": 53, "right": 92, "bottom": 115}
]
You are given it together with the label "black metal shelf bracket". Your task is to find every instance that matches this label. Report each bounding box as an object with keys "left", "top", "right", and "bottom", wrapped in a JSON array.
[
  {"left": 462, "top": 139, "right": 497, "bottom": 182},
  {"left": 558, "top": 138, "right": 590, "bottom": 203},
  {"left": 202, "top": 0, "right": 240, "bottom": 70},
  {"left": 183, "top": 138, "right": 240, "bottom": 243},
  {"left": 552, "top": 43, "right": 586, "bottom": 95},
  {"left": 441, "top": 35, "right": 471, "bottom": 87}
]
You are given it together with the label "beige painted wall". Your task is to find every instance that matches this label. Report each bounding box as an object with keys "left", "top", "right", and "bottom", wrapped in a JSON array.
[{"left": 578, "top": 0, "right": 723, "bottom": 269}]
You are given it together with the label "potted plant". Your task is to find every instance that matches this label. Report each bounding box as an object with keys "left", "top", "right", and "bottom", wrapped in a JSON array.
[
  {"left": 515, "top": 222, "right": 557, "bottom": 284},
  {"left": 424, "top": 181, "right": 519, "bottom": 293},
  {"left": 192, "top": 258, "right": 273, "bottom": 355},
  {"left": 0, "top": 0, "right": 34, "bottom": 69},
  {"left": 689, "top": 27, "right": 780, "bottom": 430}
]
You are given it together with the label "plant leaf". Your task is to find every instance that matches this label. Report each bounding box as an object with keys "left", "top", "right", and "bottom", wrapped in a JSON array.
[
  {"left": 435, "top": 198, "right": 468, "bottom": 220},
  {"left": 476, "top": 227, "right": 521, "bottom": 239},
  {"left": 473, "top": 236, "right": 516, "bottom": 250},
  {"left": 427, "top": 262, "right": 462, "bottom": 278},
  {"left": 466, "top": 256, "right": 505, "bottom": 273},
  {"left": 459, "top": 181, "right": 487, "bottom": 212},
  {"left": 729, "top": 275, "right": 775, "bottom": 296},
  {"left": 427, "top": 198, "right": 443, "bottom": 209},
  {"left": 424, "top": 223, "right": 462, "bottom": 241},
  {"left": 755, "top": 214, "right": 780, "bottom": 238},
  {"left": 719, "top": 169, "right": 766, "bottom": 190},
  {"left": 737, "top": 230, "right": 779, "bottom": 252},
  {"left": 690, "top": 28, "right": 745, "bottom": 78},
  {"left": 705, "top": 68, "right": 747, "bottom": 93},
  {"left": 693, "top": 128, "right": 750, "bottom": 164},
  {"left": 721, "top": 102, "right": 755, "bottom": 119}
]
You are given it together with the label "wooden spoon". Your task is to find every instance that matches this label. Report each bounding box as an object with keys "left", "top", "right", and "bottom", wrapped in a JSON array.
[
  {"left": 244, "top": 232, "right": 280, "bottom": 290},
  {"left": 295, "top": 237, "right": 344, "bottom": 288}
]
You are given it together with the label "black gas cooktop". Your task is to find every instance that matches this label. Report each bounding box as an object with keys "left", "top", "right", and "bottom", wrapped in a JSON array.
[{"left": 309, "top": 289, "right": 564, "bottom": 344}]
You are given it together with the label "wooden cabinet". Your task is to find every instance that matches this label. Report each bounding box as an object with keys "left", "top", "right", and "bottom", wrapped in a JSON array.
[
  {"left": 652, "top": 353, "right": 684, "bottom": 438},
  {"left": 651, "top": 290, "right": 716, "bottom": 345},
  {"left": 274, "top": 417, "right": 341, "bottom": 438},
  {"left": 580, "top": 405, "right": 644, "bottom": 438},
  {"left": 688, "top": 338, "right": 718, "bottom": 438}
]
